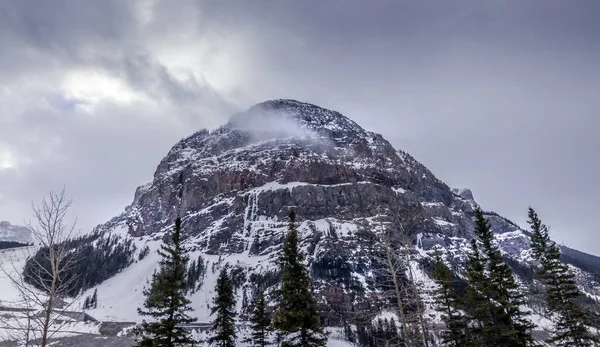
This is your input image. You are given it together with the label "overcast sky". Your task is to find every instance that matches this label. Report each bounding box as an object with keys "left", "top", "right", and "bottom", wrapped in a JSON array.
[{"left": 1, "top": 1, "right": 599, "bottom": 255}]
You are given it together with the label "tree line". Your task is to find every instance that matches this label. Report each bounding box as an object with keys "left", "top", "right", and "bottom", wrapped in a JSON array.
[{"left": 22, "top": 229, "right": 137, "bottom": 296}]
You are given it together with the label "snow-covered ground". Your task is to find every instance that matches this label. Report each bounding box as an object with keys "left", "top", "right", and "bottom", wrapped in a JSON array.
[
  {"left": 0, "top": 319, "right": 353, "bottom": 347},
  {"left": 0, "top": 246, "right": 39, "bottom": 302}
]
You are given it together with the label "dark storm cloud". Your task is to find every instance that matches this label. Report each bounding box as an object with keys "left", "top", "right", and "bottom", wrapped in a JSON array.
[{"left": 0, "top": 0, "right": 599, "bottom": 254}]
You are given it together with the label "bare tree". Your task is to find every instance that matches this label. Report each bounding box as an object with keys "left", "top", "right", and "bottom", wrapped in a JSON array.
[
  {"left": 371, "top": 208, "right": 430, "bottom": 347},
  {"left": 395, "top": 220, "right": 430, "bottom": 347},
  {"left": 378, "top": 220, "right": 411, "bottom": 345},
  {"left": 0, "top": 188, "right": 81, "bottom": 347}
]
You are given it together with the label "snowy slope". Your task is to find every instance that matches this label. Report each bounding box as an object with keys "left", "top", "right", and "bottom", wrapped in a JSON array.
[{"left": 0, "top": 246, "right": 38, "bottom": 303}]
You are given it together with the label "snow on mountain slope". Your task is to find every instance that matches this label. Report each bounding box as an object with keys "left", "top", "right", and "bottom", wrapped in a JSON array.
[{"left": 0, "top": 246, "right": 38, "bottom": 302}]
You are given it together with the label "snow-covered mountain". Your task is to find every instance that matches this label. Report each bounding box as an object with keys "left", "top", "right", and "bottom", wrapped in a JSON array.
[
  {"left": 10, "top": 100, "right": 600, "bottom": 330},
  {"left": 0, "top": 221, "right": 32, "bottom": 245}
]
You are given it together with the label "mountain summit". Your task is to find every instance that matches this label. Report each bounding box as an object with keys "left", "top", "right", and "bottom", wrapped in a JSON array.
[{"left": 116, "top": 99, "right": 452, "bottom": 242}]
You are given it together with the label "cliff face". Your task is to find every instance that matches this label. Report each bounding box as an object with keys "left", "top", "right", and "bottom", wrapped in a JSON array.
[{"left": 92, "top": 99, "right": 599, "bottom": 323}]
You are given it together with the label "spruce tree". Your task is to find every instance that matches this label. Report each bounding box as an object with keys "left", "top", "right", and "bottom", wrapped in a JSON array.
[
  {"left": 431, "top": 251, "right": 469, "bottom": 347},
  {"left": 209, "top": 264, "right": 237, "bottom": 347},
  {"left": 83, "top": 296, "right": 91, "bottom": 310},
  {"left": 343, "top": 323, "right": 354, "bottom": 344},
  {"left": 528, "top": 208, "right": 599, "bottom": 347},
  {"left": 464, "top": 209, "right": 537, "bottom": 346},
  {"left": 244, "top": 292, "right": 271, "bottom": 347},
  {"left": 464, "top": 238, "right": 490, "bottom": 346},
  {"left": 373, "top": 318, "right": 385, "bottom": 344},
  {"left": 136, "top": 218, "right": 197, "bottom": 347},
  {"left": 385, "top": 318, "right": 399, "bottom": 343},
  {"left": 186, "top": 258, "right": 197, "bottom": 293},
  {"left": 92, "top": 288, "right": 98, "bottom": 309},
  {"left": 272, "top": 211, "right": 327, "bottom": 347}
]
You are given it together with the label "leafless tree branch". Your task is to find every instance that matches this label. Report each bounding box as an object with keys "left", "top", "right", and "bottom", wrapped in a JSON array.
[{"left": 0, "top": 188, "right": 82, "bottom": 347}]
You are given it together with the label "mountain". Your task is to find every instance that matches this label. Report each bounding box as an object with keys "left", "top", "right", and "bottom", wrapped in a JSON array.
[
  {"left": 20, "top": 100, "right": 600, "bottom": 327},
  {"left": 0, "top": 221, "right": 33, "bottom": 245}
]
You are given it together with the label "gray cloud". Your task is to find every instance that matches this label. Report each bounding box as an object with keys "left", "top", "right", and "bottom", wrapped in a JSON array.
[{"left": 0, "top": 0, "right": 599, "bottom": 255}]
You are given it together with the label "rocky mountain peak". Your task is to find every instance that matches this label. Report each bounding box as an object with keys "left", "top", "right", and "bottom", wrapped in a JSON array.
[
  {"left": 121, "top": 100, "right": 456, "bottom": 241},
  {"left": 452, "top": 188, "right": 475, "bottom": 201}
]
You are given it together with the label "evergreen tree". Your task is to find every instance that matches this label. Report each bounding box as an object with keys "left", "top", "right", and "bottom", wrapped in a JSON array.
[
  {"left": 464, "top": 238, "right": 491, "bottom": 346},
  {"left": 356, "top": 325, "right": 375, "bottom": 347},
  {"left": 464, "top": 209, "right": 537, "bottom": 346},
  {"left": 431, "top": 251, "right": 469, "bottom": 347},
  {"left": 209, "top": 264, "right": 237, "bottom": 347},
  {"left": 186, "top": 258, "right": 197, "bottom": 292},
  {"left": 272, "top": 211, "right": 327, "bottom": 347},
  {"left": 91, "top": 288, "right": 98, "bottom": 309},
  {"left": 83, "top": 296, "right": 91, "bottom": 310},
  {"left": 184, "top": 254, "right": 206, "bottom": 293},
  {"left": 244, "top": 292, "right": 271, "bottom": 347},
  {"left": 528, "top": 208, "right": 599, "bottom": 347},
  {"left": 465, "top": 239, "right": 493, "bottom": 346},
  {"left": 385, "top": 318, "right": 399, "bottom": 344},
  {"left": 373, "top": 318, "right": 385, "bottom": 344},
  {"left": 136, "top": 218, "right": 197, "bottom": 347},
  {"left": 343, "top": 323, "right": 355, "bottom": 344}
]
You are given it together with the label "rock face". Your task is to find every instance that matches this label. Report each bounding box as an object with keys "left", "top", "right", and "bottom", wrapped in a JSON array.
[{"left": 95, "top": 99, "right": 600, "bottom": 323}]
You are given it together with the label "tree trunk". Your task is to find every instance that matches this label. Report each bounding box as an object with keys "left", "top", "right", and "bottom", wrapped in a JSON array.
[{"left": 382, "top": 229, "right": 411, "bottom": 345}]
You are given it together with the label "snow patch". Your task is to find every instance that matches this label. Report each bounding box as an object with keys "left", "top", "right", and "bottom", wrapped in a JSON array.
[
  {"left": 392, "top": 187, "right": 407, "bottom": 194},
  {"left": 432, "top": 218, "right": 455, "bottom": 227}
]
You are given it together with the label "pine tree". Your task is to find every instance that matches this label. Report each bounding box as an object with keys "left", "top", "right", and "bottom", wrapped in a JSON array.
[
  {"left": 528, "top": 208, "right": 599, "bottom": 347},
  {"left": 357, "top": 324, "right": 376, "bottom": 347},
  {"left": 431, "top": 251, "right": 469, "bottom": 347},
  {"left": 464, "top": 209, "right": 537, "bottom": 346},
  {"left": 385, "top": 317, "right": 399, "bottom": 344},
  {"left": 272, "top": 210, "right": 327, "bottom": 347},
  {"left": 136, "top": 218, "right": 197, "bottom": 347},
  {"left": 373, "top": 318, "right": 385, "bottom": 344},
  {"left": 186, "top": 258, "right": 197, "bottom": 293},
  {"left": 92, "top": 288, "right": 98, "bottom": 309},
  {"left": 464, "top": 238, "right": 491, "bottom": 346},
  {"left": 343, "top": 323, "right": 355, "bottom": 344},
  {"left": 83, "top": 296, "right": 91, "bottom": 310},
  {"left": 244, "top": 292, "right": 271, "bottom": 347},
  {"left": 209, "top": 264, "right": 237, "bottom": 347}
]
